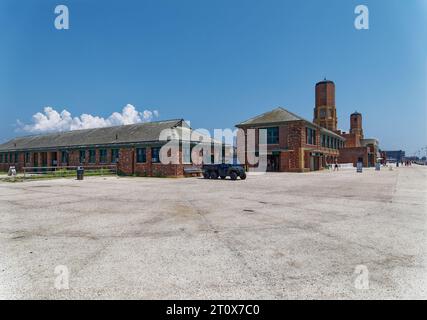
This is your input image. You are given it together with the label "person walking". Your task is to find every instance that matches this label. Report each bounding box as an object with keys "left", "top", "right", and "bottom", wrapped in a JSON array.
[{"left": 334, "top": 159, "right": 339, "bottom": 171}]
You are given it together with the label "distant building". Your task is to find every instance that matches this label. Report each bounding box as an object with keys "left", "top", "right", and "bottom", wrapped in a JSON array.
[
  {"left": 337, "top": 111, "right": 380, "bottom": 167},
  {"left": 384, "top": 150, "right": 406, "bottom": 162}
]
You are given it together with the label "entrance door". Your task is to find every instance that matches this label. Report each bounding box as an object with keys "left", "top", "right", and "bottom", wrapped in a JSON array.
[
  {"left": 267, "top": 155, "right": 280, "bottom": 172},
  {"left": 51, "top": 152, "right": 58, "bottom": 166},
  {"left": 33, "top": 153, "right": 38, "bottom": 167},
  {"left": 310, "top": 156, "right": 320, "bottom": 171}
]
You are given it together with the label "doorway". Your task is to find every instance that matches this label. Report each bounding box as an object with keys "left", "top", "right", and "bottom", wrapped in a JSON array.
[
  {"left": 310, "top": 155, "right": 320, "bottom": 171},
  {"left": 51, "top": 152, "right": 58, "bottom": 166},
  {"left": 267, "top": 155, "right": 280, "bottom": 172}
]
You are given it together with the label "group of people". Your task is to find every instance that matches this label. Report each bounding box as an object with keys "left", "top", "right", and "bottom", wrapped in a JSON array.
[{"left": 396, "top": 160, "right": 412, "bottom": 167}]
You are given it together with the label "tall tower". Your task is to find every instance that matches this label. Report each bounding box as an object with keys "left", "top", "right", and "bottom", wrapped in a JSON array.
[
  {"left": 313, "top": 79, "right": 337, "bottom": 131},
  {"left": 350, "top": 111, "right": 363, "bottom": 140}
]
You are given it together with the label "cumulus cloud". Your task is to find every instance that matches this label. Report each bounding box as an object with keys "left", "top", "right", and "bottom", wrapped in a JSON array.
[{"left": 17, "top": 104, "right": 159, "bottom": 133}]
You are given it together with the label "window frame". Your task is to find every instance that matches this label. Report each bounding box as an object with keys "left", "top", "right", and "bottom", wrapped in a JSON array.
[
  {"left": 88, "top": 149, "right": 96, "bottom": 164},
  {"left": 61, "top": 151, "right": 69, "bottom": 164},
  {"left": 111, "top": 149, "right": 119, "bottom": 163},
  {"left": 79, "top": 150, "right": 86, "bottom": 164},
  {"left": 151, "top": 147, "right": 160, "bottom": 163},
  {"left": 263, "top": 127, "right": 279, "bottom": 145},
  {"left": 99, "top": 149, "right": 108, "bottom": 163},
  {"left": 136, "top": 148, "right": 146, "bottom": 163},
  {"left": 306, "top": 127, "right": 316, "bottom": 145}
]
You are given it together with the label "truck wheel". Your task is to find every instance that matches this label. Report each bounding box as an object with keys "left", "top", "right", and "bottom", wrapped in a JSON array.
[
  {"left": 220, "top": 176, "right": 226, "bottom": 179},
  {"left": 210, "top": 171, "right": 218, "bottom": 179},
  {"left": 230, "top": 171, "right": 238, "bottom": 180},
  {"left": 203, "top": 172, "right": 210, "bottom": 179},
  {"left": 240, "top": 173, "right": 247, "bottom": 180}
]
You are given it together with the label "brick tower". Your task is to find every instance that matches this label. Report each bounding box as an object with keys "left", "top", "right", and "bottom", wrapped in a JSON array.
[
  {"left": 350, "top": 111, "right": 363, "bottom": 140},
  {"left": 313, "top": 79, "right": 337, "bottom": 131}
]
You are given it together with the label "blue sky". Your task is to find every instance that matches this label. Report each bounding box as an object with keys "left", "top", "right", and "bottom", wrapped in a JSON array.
[{"left": 0, "top": 0, "right": 426, "bottom": 155}]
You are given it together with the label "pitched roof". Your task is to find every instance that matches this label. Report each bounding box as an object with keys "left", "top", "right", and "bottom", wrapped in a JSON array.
[
  {"left": 236, "top": 107, "right": 303, "bottom": 126},
  {"left": 236, "top": 107, "right": 344, "bottom": 139},
  {"left": 0, "top": 119, "right": 187, "bottom": 152}
]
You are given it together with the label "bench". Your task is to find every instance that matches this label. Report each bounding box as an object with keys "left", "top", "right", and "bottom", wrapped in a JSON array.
[{"left": 184, "top": 167, "right": 203, "bottom": 177}]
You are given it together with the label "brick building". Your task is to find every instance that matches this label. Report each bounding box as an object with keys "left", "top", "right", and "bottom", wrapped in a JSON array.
[
  {"left": 0, "top": 119, "right": 215, "bottom": 177},
  {"left": 336, "top": 112, "right": 379, "bottom": 167},
  {"left": 312, "top": 79, "right": 379, "bottom": 167},
  {"left": 236, "top": 107, "right": 345, "bottom": 172},
  {"left": 235, "top": 79, "right": 381, "bottom": 171}
]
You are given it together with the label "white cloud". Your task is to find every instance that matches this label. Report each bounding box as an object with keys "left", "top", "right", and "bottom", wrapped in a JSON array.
[{"left": 17, "top": 104, "right": 159, "bottom": 133}]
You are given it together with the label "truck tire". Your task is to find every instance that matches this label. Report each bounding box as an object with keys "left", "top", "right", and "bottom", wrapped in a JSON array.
[
  {"left": 203, "top": 172, "right": 210, "bottom": 179},
  {"left": 240, "top": 172, "right": 247, "bottom": 180},
  {"left": 210, "top": 171, "right": 218, "bottom": 179},
  {"left": 230, "top": 171, "right": 238, "bottom": 180},
  {"left": 220, "top": 175, "right": 226, "bottom": 179}
]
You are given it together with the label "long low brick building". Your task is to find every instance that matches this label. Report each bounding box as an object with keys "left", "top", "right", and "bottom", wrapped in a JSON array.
[{"left": 0, "top": 119, "right": 208, "bottom": 177}]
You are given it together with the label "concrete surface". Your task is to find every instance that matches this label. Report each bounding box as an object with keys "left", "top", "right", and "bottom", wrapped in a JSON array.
[{"left": 0, "top": 165, "right": 426, "bottom": 299}]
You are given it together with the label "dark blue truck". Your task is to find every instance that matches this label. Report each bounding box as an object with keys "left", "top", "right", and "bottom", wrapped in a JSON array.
[{"left": 202, "top": 163, "right": 247, "bottom": 180}]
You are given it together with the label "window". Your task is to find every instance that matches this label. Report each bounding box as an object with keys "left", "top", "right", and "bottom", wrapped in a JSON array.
[
  {"left": 14, "top": 152, "right": 19, "bottom": 163},
  {"left": 61, "top": 151, "right": 69, "bottom": 164},
  {"left": 151, "top": 147, "right": 160, "bottom": 163},
  {"left": 79, "top": 150, "right": 86, "bottom": 163},
  {"left": 306, "top": 128, "right": 316, "bottom": 145},
  {"left": 321, "top": 135, "right": 326, "bottom": 147},
  {"left": 264, "top": 127, "right": 279, "bottom": 144},
  {"left": 319, "top": 109, "right": 326, "bottom": 118},
  {"left": 0, "top": 154, "right": 3, "bottom": 163},
  {"left": 136, "top": 148, "right": 146, "bottom": 163},
  {"left": 89, "top": 150, "right": 96, "bottom": 163},
  {"left": 111, "top": 149, "right": 119, "bottom": 163},
  {"left": 25, "top": 152, "right": 30, "bottom": 163},
  {"left": 99, "top": 149, "right": 108, "bottom": 163}
]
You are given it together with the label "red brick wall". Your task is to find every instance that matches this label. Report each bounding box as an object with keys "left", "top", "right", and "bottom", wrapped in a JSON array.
[
  {"left": 1, "top": 145, "right": 187, "bottom": 177},
  {"left": 338, "top": 147, "right": 369, "bottom": 167},
  {"left": 238, "top": 120, "right": 342, "bottom": 172}
]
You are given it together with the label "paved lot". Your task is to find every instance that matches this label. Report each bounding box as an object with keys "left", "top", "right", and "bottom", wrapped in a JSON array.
[{"left": 0, "top": 166, "right": 426, "bottom": 299}]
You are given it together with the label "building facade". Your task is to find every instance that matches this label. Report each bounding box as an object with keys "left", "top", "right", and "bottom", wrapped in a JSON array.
[
  {"left": 0, "top": 119, "right": 212, "bottom": 177},
  {"left": 235, "top": 79, "right": 380, "bottom": 171},
  {"left": 236, "top": 107, "right": 345, "bottom": 172},
  {"left": 312, "top": 80, "right": 380, "bottom": 167},
  {"left": 313, "top": 79, "right": 337, "bottom": 132}
]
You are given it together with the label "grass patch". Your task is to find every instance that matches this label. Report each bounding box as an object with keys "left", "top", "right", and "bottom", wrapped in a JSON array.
[{"left": 0, "top": 169, "right": 116, "bottom": 183}]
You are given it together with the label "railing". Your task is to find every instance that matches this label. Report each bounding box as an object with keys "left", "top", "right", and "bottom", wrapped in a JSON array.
[{"left": 23, "top": 165, "right": 117, "bottom": 179}]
